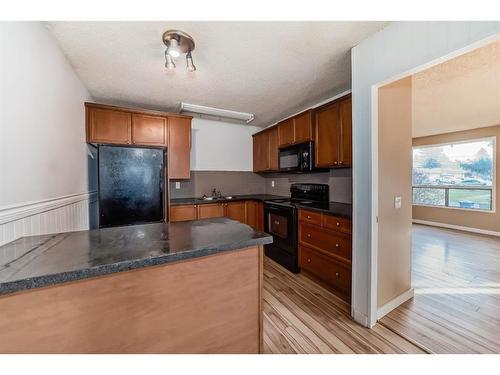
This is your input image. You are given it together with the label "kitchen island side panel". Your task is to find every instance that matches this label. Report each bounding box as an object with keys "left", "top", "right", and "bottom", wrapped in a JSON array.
[{"left": 0, "top": 246, "right": 263, "bottom": 354}]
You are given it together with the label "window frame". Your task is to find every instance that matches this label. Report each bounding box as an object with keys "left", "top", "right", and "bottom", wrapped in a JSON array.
[{"left": 412, "top": 136, "right": 496, "bottom": 213}]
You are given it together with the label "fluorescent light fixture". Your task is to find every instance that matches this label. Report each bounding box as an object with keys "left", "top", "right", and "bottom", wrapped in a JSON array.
[{"left": 180, "top": 103, "right": 255, "bottom": 124}]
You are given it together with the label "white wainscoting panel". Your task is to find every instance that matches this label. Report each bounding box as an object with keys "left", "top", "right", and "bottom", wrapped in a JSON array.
[{"left": 0, "top": 192, "right": 97, "bottom": 247}]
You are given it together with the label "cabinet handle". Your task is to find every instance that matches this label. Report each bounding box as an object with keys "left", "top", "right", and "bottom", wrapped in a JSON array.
[
  {"left": 335, "top": 272, "right": 340, "bottom": 277},
  {"left": 307, "top": 215, "right": 311, "bottom": 219},
  {"left": 339, "top": 161, "right": 343, "bottom": 165},
  {"left": 307, "top": 258, "right": 311, "bottom": 263},
  {"left": 336, "top": 222, "right": 340, "bottom": 227},
  {"left": 335, "top": 243, "right": 340, "bottom": 248},
  {"left": 334, "top": 161, "right": 338, "bottom": 165},
  {"left": 307, "top": 234, "right": 311, "bottom": 238}
]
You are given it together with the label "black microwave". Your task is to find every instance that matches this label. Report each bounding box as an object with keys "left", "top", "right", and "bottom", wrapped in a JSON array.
[{"left": 279, "top": 141, "right": 315, "bottom": 172}]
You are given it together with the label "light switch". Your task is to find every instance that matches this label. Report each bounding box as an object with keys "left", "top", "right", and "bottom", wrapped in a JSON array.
[
  {"left": 394, "top": 196, "right": 402, "bottom": 209},
  {"left": 271, "top": 180, "right": 275, "bottom": 188},
  {"left": 175, "top": 182, "right": 181, "bottom": 189}
]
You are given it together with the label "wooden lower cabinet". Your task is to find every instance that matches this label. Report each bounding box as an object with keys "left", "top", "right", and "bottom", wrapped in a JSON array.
[
  {"left": 245, "top": 201, "right": 264, "bottom": 231},
  {"left": 197, "top": 203, "right": 225, "bottom": 219},
  {"left": 298, "top": 209, "right": 352, "bottom": 303},
  {"left": 225, "top": 201, "right": 247, "bottom": 223},
  {"left": 170, "top": 201, "right": 264, "bottom": 231},
  {"left": 299, "top": 245, "right": 351, "bottom": 302},
  {"left": 170, "top": 205, "right": 197, "bottom": 222}
]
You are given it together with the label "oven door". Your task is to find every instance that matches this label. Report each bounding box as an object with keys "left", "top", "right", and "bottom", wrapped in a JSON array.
[{"left": 264, "top": 204, "right": 297, "bottom": 255}]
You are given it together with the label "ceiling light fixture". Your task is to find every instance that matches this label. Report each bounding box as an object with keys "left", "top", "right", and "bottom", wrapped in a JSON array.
[
  {"left": 165, "top": 52, "right": 176, "bottom": 69},
  {"left": 180, "top": 103, "right": 255, "bottom": 124},
  {"left": 162, "top": 30, "right": 196, "bottom": 72}
]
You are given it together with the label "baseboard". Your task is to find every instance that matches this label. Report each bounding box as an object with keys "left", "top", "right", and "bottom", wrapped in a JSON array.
[
  {"left": 377, "top": 288, "right": 414, "bottom": 320},
  {"left": 413, "top": 219, "right": 500, "bottom": 237},
  {"left": 0, "top": 191, "right": 97, "bottom": 225},
  {"left": 352, "top": 309, "right": 370, "bottom": 327}
]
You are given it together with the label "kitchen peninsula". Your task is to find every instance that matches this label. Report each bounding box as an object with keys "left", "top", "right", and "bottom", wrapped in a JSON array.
[{"left": 0, "top": 218, "right": 272, "bottom": 353}]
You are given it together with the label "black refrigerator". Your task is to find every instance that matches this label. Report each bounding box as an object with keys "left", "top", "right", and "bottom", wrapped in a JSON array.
[{"left": 98, "top": 145, "right": 165, "bottom": 228}]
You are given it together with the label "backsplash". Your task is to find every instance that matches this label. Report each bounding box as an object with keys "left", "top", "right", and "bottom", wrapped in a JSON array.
[
  {"left": 263, "top": 168, "right": 352, "bottom": 203},
  {"left": 170, "top": 171, "right": 266, "bottom": 199},
  {"left": 170, "top": 169, "right": 352, "bottom": 204}
]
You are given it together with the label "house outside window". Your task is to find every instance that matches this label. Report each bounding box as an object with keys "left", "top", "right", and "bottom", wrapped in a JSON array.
[{"left": 412, "top": 137, "right": 495, "bottom": 211}]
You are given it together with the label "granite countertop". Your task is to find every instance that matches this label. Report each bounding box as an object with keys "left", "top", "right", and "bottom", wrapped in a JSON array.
[
  {"left": 0, "top": 218, "right": 273, "bottom": 296},
  {"left": 170, "top": 194, "right": 287, "bottom": 206},
  {"left": 295, "top": 202, "right": 352, "bottom": 219}
]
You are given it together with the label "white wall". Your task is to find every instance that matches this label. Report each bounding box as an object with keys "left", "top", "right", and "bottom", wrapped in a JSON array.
[
  {"left": 0, "top": 22, "right": 93, "bottom": 245},
  {"left": 190, "top": 117, "right": 260, "bottom": 171},
  {"left": 351, "top": 21, "right": 500, "bottom": 327}
]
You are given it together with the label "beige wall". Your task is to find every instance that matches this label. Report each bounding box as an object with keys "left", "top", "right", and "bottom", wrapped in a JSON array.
[
  {"left": 377, "top": 77, "right": 413, "bottom": 308},
  {"left": 413, "top": 124, "right": 500, "bottom": 232}
]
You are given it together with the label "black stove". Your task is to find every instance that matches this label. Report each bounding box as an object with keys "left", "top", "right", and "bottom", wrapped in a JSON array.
[{"left": 263, "top": 183, "right": 329, "bottom": 273}]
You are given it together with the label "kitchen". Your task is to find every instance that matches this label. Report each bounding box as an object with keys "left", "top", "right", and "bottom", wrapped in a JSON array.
[
  {"left": 0, "top": 22, "right": 356, "bottom": 354},
  {"left": 1, "top": 12, "right": 499, "bottom": 369}
]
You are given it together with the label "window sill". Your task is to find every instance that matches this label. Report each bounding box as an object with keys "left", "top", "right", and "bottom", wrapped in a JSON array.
[{"left": 412, "top": 203, "right": 496, "bottom": 214}]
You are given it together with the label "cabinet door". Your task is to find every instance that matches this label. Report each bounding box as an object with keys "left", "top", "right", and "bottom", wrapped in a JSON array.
[
  {"left": 245, "top": 201, "right": 257, "bottom": 229},
  {"left": 225, "top": 201, "right": 247, "bottom": 223},
  {"left": 170, "top": 205, "right": 197, "bottom": 222},
  {"left": 293, "top": 110, "right": 313, "bottom": 143},
  {"left": 87, "top": 107, "right": 131, "bottom": 144},
  {"left": 197, "top": 203, "right": 224, "bottom": 219},
  {"left": 315, "top": 102, "right": 340, "bottom": 168},
  {"left": 278, "top": 118, "right": 294, "bottom": 147},
  {"left": 339, "top": 97, "right": 352, "bottom": 167},
  {"left": 252, "top": 132, "right": 269, "bottom": 172},
  {"left": 268, "top": 127, "right": 279, "bottom": 171},
  {"left": 256, "top": 202, "right": 264, "bottom": 231},
  {"left": 168, "top": 117, "right": 192, "bottom": 179},
  {"left": 131, "top": 114, "right": 167, "bottom": 146}
]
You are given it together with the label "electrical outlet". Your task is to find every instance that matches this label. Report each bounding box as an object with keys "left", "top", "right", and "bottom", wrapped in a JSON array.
[
  {"left": 271, "top": 180, "right": 275, "bottom": 188},
  {"left": 175, "top": 182, "right": 181, "bottom": 190},
  {"left": 394, "top": 196, "right": 402, "bottom": 209}
]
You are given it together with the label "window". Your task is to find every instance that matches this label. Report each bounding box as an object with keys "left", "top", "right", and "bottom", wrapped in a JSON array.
[{"left": 412, "top": 138, "right": 495, "bottom": 211}]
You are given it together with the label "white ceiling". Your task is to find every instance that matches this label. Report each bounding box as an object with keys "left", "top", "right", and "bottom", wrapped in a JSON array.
[
  {"left": 47, "top": 21, "right": 387, "bottom": 126},
  {"left": 412, "top": 39, "right": 500, "bottom": 137}
]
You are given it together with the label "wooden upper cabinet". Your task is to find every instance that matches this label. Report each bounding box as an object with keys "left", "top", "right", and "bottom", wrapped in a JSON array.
[
  {"left": 87, "top": 107, "right": 132, "bottom": 144},
  {"left": 315, "top": 102, "right": 341, "bottom": 168},
  {"left": 339, "top": 97, "right": 352, "bottom": 167},
  {"left": 131, "top": 114, "right": 167, "bottom": 147},
  {"left": 168, "top": 117, "right": 192, "bottom": 179},
  {"left": 225, "top": 201, "right": 247, "bottom": 223},
  {"left": 252, "top": 131, "right": 269, "bottom": 172},
  {"left": 293, "top": 110, "right": 313, "bottom": 144},
  {"left": 268, "top": 127, "right": 279, "bottom": 171},
  {"left": 278, "top": 118, "right": 294, "bottom": 147}
]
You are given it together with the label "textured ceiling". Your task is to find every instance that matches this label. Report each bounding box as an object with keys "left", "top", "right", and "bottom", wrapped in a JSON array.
[
  {"left": 413, "top": 39, "right": 500, "bottom": 137},
  {"left": 47, "top": 21, "right": 387, "bottom": 126}
]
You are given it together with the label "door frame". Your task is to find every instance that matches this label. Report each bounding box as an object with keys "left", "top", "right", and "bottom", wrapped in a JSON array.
[{"left": 366, "top": 32, "right": 500, "bottom": 327}]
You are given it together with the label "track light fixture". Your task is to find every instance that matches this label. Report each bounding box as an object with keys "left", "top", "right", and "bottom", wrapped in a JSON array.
[{"left": 162, "top": 30, "right": 196, "bottom": 72}]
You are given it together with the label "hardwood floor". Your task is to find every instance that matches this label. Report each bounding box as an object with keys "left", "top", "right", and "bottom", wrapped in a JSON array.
[
  {"left": 379, "top": 224, "right": 500, "bottom": 354},
  {"left": 263, "top": 257, "right": 426, "bottom": 354}
]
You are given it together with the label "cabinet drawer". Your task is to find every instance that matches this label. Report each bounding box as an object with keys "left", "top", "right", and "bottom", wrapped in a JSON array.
[
  {"left": 299, "top": 223, "right": 351, "bottom": 262},
  {"left": 323, "top": 215, "right": 352, "bottom": 235},
  {"left": 170, "top": 205, "right": 197, "bottom": 222},
  {"left": 298, "top": 210, "right": 322, "bottom": 226},
  {"left": 300, "top": 245, "right": 351, "bottom": 298}
]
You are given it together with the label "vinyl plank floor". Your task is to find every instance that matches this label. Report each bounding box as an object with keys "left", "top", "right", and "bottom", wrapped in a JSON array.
[
  {"left": 379, "top": 224, "right": 500, "bottom": 354},
  {"left": 262, "top": 257, "right": 426, "bottom": 354}
]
